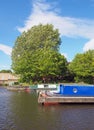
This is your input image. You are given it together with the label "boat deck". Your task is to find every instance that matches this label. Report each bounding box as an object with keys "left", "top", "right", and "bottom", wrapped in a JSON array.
[{"left": 38, "top": 95, "right": 94, "bottom": 104}]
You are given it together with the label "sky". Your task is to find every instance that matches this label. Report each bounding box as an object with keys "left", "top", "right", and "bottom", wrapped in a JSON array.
[{"left": 0, "top": 0, "right": 94, "bottom": 70}]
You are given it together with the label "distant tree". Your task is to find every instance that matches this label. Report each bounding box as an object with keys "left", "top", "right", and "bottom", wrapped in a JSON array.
[
  {"left": 12, "top": 24, "right": 67, "bottom": 83},
  {"left": 68, "top": 50, "right": 94, "bottom": 84},
  {"left": 0, "top": 70, "right": 12, "bottom": 73}
]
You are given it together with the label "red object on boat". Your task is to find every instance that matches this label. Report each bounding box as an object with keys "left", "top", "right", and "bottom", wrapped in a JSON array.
[{"left": 25, "top": 87, "right": 31, "bottom": 93}]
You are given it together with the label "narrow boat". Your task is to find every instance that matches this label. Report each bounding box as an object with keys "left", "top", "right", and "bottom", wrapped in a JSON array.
[{"left": 38, "top": 84, "right": 94, "bottom": 105}]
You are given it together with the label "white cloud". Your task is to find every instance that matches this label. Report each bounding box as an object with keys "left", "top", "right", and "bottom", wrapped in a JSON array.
[
  {"left": 0, "top": 44, "right": 12, "bottom": 56},
  {"left": 83, "top": 39, "right": 94, "bottom": 51},
  {"left": 61, "top": 53, "right": 68, "bottom": 59},
  {"left": 17, "top": 0, "right": 94, "bottom": 59},
  {"left": 17, "top": 0, "right": 94, "bottom": 39},
  {"left": 0, "top": 65, "right": 11, "bottom": 70}
]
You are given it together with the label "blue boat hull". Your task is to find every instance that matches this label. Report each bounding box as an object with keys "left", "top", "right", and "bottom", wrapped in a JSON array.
[{"left": 59, "top": 84, "right": 94, "bottom": 96}]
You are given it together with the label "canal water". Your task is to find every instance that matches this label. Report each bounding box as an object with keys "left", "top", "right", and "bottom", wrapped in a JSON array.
[{"left": 0, "top": 87, "right": 94, "bottom": 130}]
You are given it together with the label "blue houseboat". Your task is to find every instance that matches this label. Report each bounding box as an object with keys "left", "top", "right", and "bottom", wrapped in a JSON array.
[{"left": 38, "top": 84, "right": 94, "bottom": 105}]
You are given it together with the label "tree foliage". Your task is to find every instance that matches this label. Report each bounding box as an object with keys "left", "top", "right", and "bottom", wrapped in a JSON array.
[
  {"left": 68, "top": 50, "right": 94, "bottom": 84},
  {"left": 0, "top": 70, "right": 12, "bottom": 73},
  {"left": 12, "top": 24, "right": 67, "bottom": 83}
]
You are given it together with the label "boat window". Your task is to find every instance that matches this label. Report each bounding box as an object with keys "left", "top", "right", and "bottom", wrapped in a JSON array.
[
  {"left": 73, "top": 88, "right": 78, "bottom": 93},
  {"left": 44, "top": 84, "right": 48, "bottom": 88}
]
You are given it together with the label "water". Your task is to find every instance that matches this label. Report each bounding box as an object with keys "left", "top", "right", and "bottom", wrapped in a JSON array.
[{"left": 0, "top": 87, "right": 94, "bottom": 130}]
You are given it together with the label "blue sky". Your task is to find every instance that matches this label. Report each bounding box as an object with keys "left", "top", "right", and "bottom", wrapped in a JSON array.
[{"left": 0, "top": 0, "right": 94, "bottom": 70}]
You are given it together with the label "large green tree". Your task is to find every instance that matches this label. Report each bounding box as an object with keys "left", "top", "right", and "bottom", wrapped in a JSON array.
[
  {"left": 12, "top": 24, "right": 67, "bottom": 83},
  {"left": 68, "top": 50, "right": 94, "bottom": 84}
]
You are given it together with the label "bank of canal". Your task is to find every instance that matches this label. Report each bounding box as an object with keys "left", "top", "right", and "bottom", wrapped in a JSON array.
[{"left": 0, "top": 87, "right": 94, "bottom": 130}]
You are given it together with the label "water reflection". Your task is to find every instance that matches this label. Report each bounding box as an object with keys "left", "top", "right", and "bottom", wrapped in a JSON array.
[
  {"left": 38, "top": 104, "right": 94, "bottom": 130},
  {"left": 0, "top": 87, "right": 94, "bottom": 130}
]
